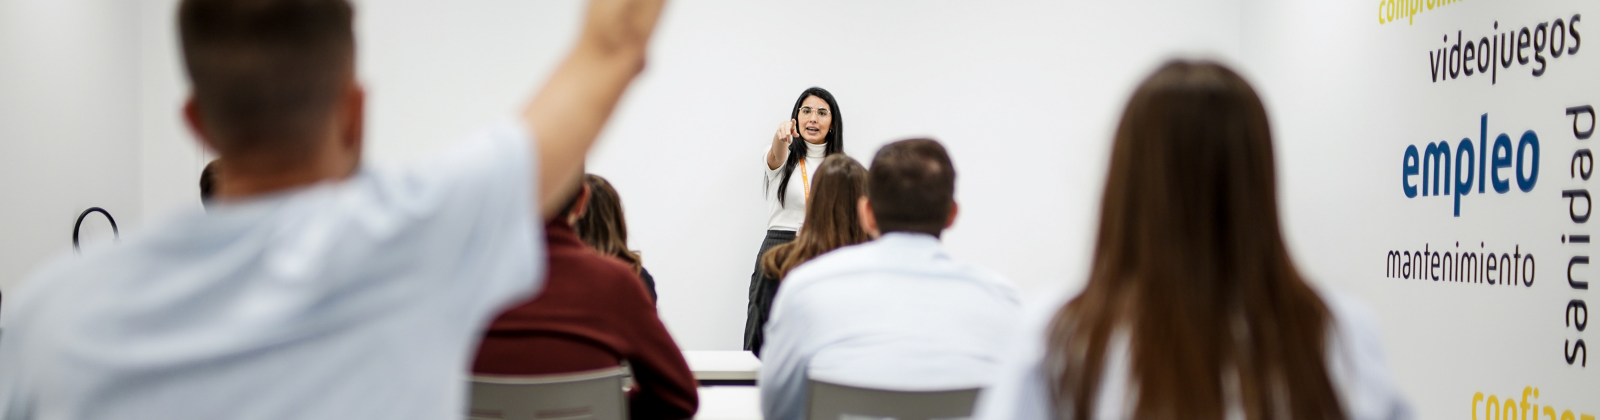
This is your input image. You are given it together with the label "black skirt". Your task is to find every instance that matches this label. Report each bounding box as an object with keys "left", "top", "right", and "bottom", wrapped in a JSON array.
[{"left": 743, "top": 229, "right": 796, "bottom": 356}]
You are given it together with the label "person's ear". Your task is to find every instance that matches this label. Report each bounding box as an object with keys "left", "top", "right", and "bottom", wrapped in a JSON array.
[
  {"left": 944, "top": 201, "right": 959, "bottom": 230},
  {"left": 857, "top": 196, "right": 880, "bottom": 239},
  {"left": 184, "top": 97, "right": 221, "bottom": 153},
  {"left": 567, "top": 183, "right": 592, "bottom": 225},
  {"left": 340, "top": 83, "right": 366, "bottom": 157}
]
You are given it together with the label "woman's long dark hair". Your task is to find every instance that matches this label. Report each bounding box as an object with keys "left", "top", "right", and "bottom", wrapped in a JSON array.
[
  {"left": 775, "top": 87, "right": 844, "bottom": 207},
  {"left": 1046, "top": 61, "right": 1343, "bottom": 420},
  {"left": 761, "top": 155, "right": 871, "bottom": 280},
  {"left": 575, "top": 174, "right": 642, "bottom": 276}
]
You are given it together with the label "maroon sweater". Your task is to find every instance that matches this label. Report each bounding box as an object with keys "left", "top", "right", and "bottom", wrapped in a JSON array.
[{"left": 473, "top": 220, "right": 697, "bottom": 420}]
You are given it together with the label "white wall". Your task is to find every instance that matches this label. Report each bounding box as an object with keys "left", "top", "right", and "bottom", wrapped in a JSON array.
[
  {"left": 1242, "top": 0, "right": 1600, "bottom": 417},
  {"left": 17, "top": 0, "right": 1246, "bottom": 346},
  {"left": 138, "top": 0, "right": 210, "bottom": 226},
  {"left": 0, "top": 0, "right": 142, "bottom": 301},
  {"left": 341, "top": 0, "right": 1244, "bottom": 351}
]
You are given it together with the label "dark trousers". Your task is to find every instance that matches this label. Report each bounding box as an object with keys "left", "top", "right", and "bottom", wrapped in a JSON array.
[{"left": 743, "top": 229, "right": 795, "bottom": 357}]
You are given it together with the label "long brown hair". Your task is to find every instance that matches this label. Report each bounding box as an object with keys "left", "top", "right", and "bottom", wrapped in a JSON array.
[
  {"left": 761, "top": 154, "right": 871, "bottom": 280},
  {"left": 575, "top": 174, "right": 642, "bottom": 275},
  {"left": 1047, "top": 61, "right": 1343, "bottom": 420}
]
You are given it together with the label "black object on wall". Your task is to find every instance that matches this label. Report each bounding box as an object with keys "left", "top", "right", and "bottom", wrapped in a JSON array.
[{"left": 73, "top": 207, "right": 119, "bottom": 254}]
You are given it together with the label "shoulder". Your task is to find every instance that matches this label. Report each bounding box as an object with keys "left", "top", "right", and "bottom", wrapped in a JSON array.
[
  {"left": 546, "top": 244, "right": 651, "bottom": 301},
  {"left": 777, "top": 241, "right": 877, "bottom": 289},
  {"left": 359, "top": 119, "right": 536, "bottom": 214},
  {"left": 956, "top": 262, "right": 1023, "bottom": 304},
  {"left": 1314, "top": 287, "right": 1414, "bottom": 420},
  {"left": 550, "top": 245, "right": 636, "bottom": 281},
  {"left": 5, "top": 213, "right": 191, "bottom": 317},
  {"left": 1318, "top": 288, "right": 1384, "bottom": 352},
  {"left": 4, "top": 252, "right": 84, "bottom": 326}
]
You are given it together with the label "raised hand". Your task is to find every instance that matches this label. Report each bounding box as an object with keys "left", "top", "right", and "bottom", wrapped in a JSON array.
[
  {"left": 767, "top": 119, "right": 798, "bottom": 170},
  {"left": 526, "top": 0, "right": 668, "bottom": 217}
]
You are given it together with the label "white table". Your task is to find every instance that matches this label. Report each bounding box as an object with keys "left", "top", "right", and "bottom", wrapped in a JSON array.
[
  {"left": 682, "top": 350, "right": 761, "bottom": 383},
  {"left": 693, "top": 386, "right": 762, "bottom": 420},
  {"left": 684, "top": 351, "right": 762, "bottom": 419}
]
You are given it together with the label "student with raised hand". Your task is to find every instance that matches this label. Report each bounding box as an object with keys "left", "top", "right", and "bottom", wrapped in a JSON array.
[
  {"left": 747, "top": 154, "right": 871, "bottom": 357},
  {"left": 747, "top": 87, "right": 845, "bottom": 352},
  {"left": 759, "top": 139, "right": 1022, "bottom": 420},
  {"left": 0, "top": 0, "right": 665, "bottom": 418},
  {"left": 475, "top": 180, "right": 696, "bottom": 420},
  {"left": 575, "top": 174, "right": 658, "bottom": 303},
  {"left": 971, "top": 61, "right": 1411, "bottom": 420}
]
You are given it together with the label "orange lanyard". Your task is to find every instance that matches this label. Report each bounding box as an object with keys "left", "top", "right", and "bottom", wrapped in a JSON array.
[{"left": 799, "top": 157, "right": 812, "bottom": 203}]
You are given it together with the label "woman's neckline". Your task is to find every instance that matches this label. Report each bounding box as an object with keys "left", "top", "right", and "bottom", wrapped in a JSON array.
[{"left": 803, "top": 140, "right": 827, "bottom": 158}]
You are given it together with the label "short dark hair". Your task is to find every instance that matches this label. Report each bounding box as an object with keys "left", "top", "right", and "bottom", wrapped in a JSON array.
[
  {"left": 867, "top": 139, "right": 955, "bottom": 237},
  {"left": 179, "top": 0, "right": 355, "bottom": 156}
]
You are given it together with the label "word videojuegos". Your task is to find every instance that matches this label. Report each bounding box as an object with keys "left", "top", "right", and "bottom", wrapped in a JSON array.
[{"left": 1429, "top": 14, "right": 1582, "bottom": 84}]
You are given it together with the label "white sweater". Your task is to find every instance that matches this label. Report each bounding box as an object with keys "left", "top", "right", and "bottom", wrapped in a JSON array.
[{"left": 763, "top": 140, "right": 827, "bottom": 231}]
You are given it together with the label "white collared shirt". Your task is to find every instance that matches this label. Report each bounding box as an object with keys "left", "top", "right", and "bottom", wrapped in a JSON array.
[
  {"left": 971, "top": 287, "right": 1413, "bottom": 420},
  {"left": 0, "top": 122, "right": 543, "bottom": 420},
  {"left": 759, "top": 232, "right": 1023, "bottom": 420}
]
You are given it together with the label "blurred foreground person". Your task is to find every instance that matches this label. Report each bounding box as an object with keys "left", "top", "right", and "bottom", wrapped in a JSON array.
[
  {"left": 760, "top": 139, "right": 1022, "bottom": 420},
  {"left": 575, "top": 174, "right": 657, "bottom": 303},
  {"left": 474, "top": 183, "right": 697, "bottom": 420},
  {"left": 972, "top": 61, "right": 1410, "bottom": 420},
  {"left": 0, "top": 0, "right": 665, "bottom": 418},
  {"left": 746, "top": 154, "right": 871, "bottom": 357}
]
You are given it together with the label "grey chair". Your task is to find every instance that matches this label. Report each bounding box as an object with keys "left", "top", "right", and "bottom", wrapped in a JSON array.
[
  {"left": 468, "top": 366, "right": 629, "bottom": 420},
  {"left": 806, "top": 379, "right": 981, "bottom": 420}
]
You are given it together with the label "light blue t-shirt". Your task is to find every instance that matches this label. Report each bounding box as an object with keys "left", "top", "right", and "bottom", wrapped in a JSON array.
[{"left": 0, "top": 122, "right": 543, "bottom": 420}]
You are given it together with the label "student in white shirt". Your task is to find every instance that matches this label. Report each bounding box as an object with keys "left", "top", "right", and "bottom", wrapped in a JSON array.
[
  {"left": 0, "top": 0, "right": 664, "bottom": 419},
  {"left": 759, "top": 138, "right": 1022, "bottom": 420},
  {"left": 746, "top": 87, "right": 847, "bottom": 352},
  {"left": 971, "top": 60, "right": 1412, "bottom": 420}
]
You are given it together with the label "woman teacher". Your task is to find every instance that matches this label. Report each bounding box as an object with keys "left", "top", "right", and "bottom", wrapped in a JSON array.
[{"left": 745, "top": 87, "right": 844, "bottom": 353}]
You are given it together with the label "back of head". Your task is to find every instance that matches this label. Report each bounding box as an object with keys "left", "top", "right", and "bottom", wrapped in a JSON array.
[
  {"left": 180, "top": 0, "right": 354, "bottom": 160},
  {"left": 575, "top": 174, "right": 641, "bottom": 274},
  {"left": 1048, "top": 60, "right": 1341, "bottom": 420},
  {"left": 867, "top": 139, "right": 955, "bottom": 237},
  {"left": 762, "top": 155, "right": 870, "bottom": 279}
]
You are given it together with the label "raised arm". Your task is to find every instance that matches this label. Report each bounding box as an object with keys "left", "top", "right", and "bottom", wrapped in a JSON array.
[{"left": 525, "top": 0, "right": 666, "bottom": 218}]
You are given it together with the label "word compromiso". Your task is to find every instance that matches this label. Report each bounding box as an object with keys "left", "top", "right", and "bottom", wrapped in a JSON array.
[
  {"left": 1431, "top": 15, "right": 1582, "bottom": 84},
  {"left": 1402, "top": 114, "right": 1540, "bottom": 216},
  {"left": 1379, "top": 0, "right": 1467, "bottom": 26}
]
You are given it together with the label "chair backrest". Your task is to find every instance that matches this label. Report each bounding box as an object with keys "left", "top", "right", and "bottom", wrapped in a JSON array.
[
  {"left": 468, "top": 366, "right": 629, "bottom": 420},
  {"left": 806, "top": 379, "right": 981, "bottom": 420}
]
